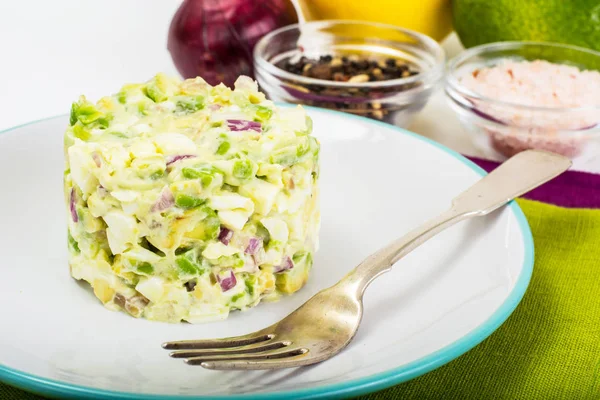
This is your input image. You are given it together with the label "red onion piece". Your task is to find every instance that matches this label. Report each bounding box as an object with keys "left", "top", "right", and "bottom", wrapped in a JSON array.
[
  {"left": 69, "top": 188, "right": 78, "bottom": 223},
  {"left": 217, "top": 269, "right": 237, "bottom": 292},
  {"left": 274, "top": 256, "right": 294, "bottom": 273},
  {"left": 151, "top": 189, "right": 175, "bottom": 212},
  {"left": 218, "top": 226, "right": 233, "bottom": 245},
  {"left": 92, "top": 152, "right": 102, "bottom": 167},
  {"left": 167, "top": 0, "right": 297, "bottom": 87},
  {"left": 245, "top": 237, "right": 262, "bottom": 255},
  {"left": 227, "top": 120, "right": 262, "bottom": 132},
  {"left": 166, "top": 154, "right": 196, "bottom": 166}
]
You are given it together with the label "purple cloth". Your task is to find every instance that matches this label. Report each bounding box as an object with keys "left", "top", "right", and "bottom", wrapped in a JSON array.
[{"left": 468, "top": 157, "right": 600, "bottom": 209}]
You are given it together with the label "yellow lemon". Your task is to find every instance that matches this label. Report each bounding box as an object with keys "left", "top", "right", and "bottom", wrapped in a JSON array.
[{"left": 300, "top": 0, "right": 452, "bottom": 42}]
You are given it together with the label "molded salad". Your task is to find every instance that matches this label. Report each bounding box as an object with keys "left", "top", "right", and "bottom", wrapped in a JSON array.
[{"left": 64, "top": 73, "right": 320, "bottom": 323}]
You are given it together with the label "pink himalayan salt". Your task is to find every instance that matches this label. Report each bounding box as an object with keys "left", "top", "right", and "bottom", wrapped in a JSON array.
[
  {"left": 459, "top": 59, "right": 600, "bottom": 130},
  {"left": 459, "top": 59, "right": 600, "bottom": 158}
]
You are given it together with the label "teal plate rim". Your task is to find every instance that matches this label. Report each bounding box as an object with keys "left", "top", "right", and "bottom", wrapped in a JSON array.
[{"left": 0, "top": 106, "right": 534, "bottom": 399}]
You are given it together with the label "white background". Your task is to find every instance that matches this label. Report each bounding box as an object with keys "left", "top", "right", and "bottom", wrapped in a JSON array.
[
  {"left": 0, "top": 1, "right": 181, "bottom": 129},
  {"left": 0, "top": 0, "right": 493, "bottom": 157}
]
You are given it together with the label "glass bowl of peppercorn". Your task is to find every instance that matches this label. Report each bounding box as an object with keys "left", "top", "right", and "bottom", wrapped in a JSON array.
[{"left": 253, "top": 20, "right": 445, "bottom": 127}]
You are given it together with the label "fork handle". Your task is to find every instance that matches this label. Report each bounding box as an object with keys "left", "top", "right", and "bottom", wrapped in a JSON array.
[{"left": 341, "top": 150, "right": 571, "bottom": 297}]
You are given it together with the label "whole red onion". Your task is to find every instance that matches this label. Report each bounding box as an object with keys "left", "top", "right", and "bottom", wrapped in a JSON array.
[{"left": 168, "top": 0, "right": 297, "bottom": 87}]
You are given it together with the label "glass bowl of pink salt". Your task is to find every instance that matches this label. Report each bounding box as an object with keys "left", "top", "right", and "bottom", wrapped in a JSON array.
[{"left": 445, "top": 41, "right": 600, "bottom": 162}]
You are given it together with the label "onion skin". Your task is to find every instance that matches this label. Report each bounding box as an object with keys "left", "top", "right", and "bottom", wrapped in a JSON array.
[{"left": 168, "top": 0, "right": 297, "bottom": 87}]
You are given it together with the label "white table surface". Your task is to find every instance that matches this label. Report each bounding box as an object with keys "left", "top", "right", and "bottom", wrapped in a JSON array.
[{"left": 2, "top": 1, "right": 593, "bottom": 171}]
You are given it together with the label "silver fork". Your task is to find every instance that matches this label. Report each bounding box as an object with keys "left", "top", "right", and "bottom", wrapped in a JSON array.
[{"left": 163, "top": 150, "right": 571, "bottom": 370}]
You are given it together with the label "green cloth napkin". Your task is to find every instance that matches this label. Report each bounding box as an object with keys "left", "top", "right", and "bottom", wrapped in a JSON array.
[
  {"left": 2, "top": 199, "right": 600, "bottom": 399},
  {"left": 360, "top": 199, "right": 600, "bottom": 399}
]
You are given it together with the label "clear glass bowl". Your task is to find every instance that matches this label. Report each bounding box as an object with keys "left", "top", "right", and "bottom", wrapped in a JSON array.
[
  {"left": 445, "top": 41, "right": 600, "bottom": 161},
  {"left": 253, "top": 20, "right": 444, "bottom": 127}
]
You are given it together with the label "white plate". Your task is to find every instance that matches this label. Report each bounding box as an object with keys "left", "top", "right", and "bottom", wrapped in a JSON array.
[{"left": 0, "top": 108, "right": 533, "bottom": 399}]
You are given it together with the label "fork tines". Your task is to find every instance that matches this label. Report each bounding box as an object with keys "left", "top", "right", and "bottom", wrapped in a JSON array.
[{"left": 162, "top": 333, "right": 308, "bottom": 370}]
